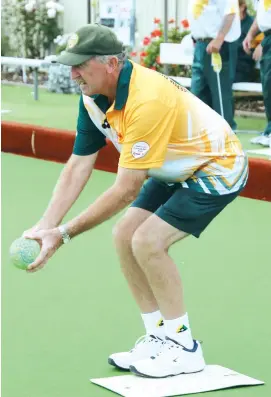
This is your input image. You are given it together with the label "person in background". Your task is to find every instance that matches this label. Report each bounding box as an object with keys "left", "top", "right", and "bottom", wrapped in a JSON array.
[
  {"left": 243, "top": 0, "right": 271, "bottom": 146},
  {"left": 234, "top": 0, "right": 257, "bottom": 82},
  {"left": 188, "top": 0, "right": 241, "bottom": 131}
]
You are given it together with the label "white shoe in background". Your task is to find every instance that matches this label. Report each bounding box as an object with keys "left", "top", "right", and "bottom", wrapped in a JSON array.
[
  {"left": 260, "top": 135, "right": 271, "bottom": 147},
  {"left": 250, "top": 134, "right": 270, "bottom": 146},
  {"left": 250, "top": 135, "right": 264, "bottom": 144}
]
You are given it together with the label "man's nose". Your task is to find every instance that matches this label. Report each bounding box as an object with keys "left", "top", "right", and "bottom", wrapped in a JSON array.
[{"left": 71, "top": 66, "right": 80, "bottom": 80}]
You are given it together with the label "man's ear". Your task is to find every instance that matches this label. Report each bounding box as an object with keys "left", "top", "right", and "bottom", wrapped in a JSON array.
[{"left": 106, "top": 57, "right": 119, "bottom": 74}]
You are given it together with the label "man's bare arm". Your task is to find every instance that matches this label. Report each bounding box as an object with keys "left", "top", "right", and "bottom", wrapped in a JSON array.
[
  {"left": 243, "top": 18, "right": 260, "bottom": 54},
  {"left": 207, "top": 13, "right": 235, "bottom": 54},
  {"left": 29, "top": 152, "right": 98, "bottom": 230},
  {"left": 66, "top": 167, "right": 148, "bottom": 238}
]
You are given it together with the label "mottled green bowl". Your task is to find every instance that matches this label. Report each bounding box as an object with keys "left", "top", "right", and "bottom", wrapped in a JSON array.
[{"left": 9, "top": 237, "right": 40, "bottom": 270}]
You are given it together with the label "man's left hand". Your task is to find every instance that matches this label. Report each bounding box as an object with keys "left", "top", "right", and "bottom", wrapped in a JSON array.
[
  {"left": 206, "top": 38, "right": 224, "bottom": 54},
  {"left": 253, "top": 44, "right": 263, "bottom": 61},
  {"left": 24, "top": 228, "right": 63, "bottom": 273}
]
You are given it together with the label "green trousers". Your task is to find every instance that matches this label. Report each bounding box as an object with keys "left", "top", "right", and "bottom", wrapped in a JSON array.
[
  {"left": 191, "top": 41, "right": 237, "bottom": 130},
  {"left": 261, "top": 33, "right": 271, "bottom": 136}
]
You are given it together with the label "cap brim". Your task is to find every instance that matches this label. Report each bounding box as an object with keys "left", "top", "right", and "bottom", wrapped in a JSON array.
[{"left": 54, "top": 51, "right": 92, "bottom": 66}]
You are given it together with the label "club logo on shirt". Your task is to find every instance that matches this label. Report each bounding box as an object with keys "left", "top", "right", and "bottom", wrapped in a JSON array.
[
  {"left": 193, "top": 0, "right": 209, "bottom": 19},
  {"left": 131, "top": 142, "right": 150, "bottom": 159}
]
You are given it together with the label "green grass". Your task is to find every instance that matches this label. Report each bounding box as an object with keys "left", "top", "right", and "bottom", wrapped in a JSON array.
[
  {"left": 1, "top": 84, "right": 268, "bottom": 157},
  {"left": 1, "top": 85, "right": 78, "bottom": 130},
  {"left": 2, "top": 152, "right": 271, "bottom": 397}
]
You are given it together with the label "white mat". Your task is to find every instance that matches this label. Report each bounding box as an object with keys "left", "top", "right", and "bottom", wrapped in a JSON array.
[
  {"left": 247, "top": 148, "right": 271, "bottom": 157},
  {"left": 91, "top": 365, "right": 264, "bottom": 397}
]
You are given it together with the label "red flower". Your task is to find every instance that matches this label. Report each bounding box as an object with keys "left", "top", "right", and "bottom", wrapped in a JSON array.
[
  {"left": 151, "top": 29, "right": 163, "bottom": 38},
  {"left": 154, "top": 17, "right": 161, "bottom": 24},
  {"left": 168, "top": 18, "right": 175, "bottom": 24},
  {"left": 181, "top": 19, "right": 189, "bottom": 29},
  {"left": 156, "top": 56, "right": 160, "bottom": 64},
  {"left": 143, "top": 36, "right": 151, "bottom": 46},
  {"left": 140, "top": 51, "right": 147, "bottom": 57},
  {"left": 150, "top": 66, "right": 156, "bottom": 70},
  {"left": 130, "top": 51, "right": 137, "bottom": 57}
]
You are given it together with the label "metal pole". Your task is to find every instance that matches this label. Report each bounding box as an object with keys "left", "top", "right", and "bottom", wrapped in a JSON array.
[
  {"left": 163, "top": 0, "right": 169, "bottom": 75},
  {"left": 216, "top": 72, "right": 224, "bottom": 118},
  {"left": 175, "top": 0, "right": 178, "bottom": 29},
  {"left": 33, "top": 68, "right": 38, "bottom": 101},
  {"left": 87, "top": 0, "right": 91, "bottom": 23},
  {"left": 130, "top": 0, "right": 136, "bottom": 48}
]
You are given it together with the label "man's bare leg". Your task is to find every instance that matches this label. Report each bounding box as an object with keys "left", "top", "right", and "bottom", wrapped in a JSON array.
[{"left": 113, "top": 207, "right": 158, "bottom": 313}]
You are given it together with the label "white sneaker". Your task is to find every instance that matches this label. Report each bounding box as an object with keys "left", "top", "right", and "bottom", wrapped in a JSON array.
[
  {"left": 129, "top": 337, "right": 206, "bottom": 378},
  {"left": 260, "top": 135, "right": 271, "bottom": 147},
  {"left": 108, "top": 335, "right": 164, "bottom": 370},
  {"left": 250, "top": 134, "right": 270, "bottom": 146},
  {"left": 250, "top": 135, "right": 263, "bottom": 144}
]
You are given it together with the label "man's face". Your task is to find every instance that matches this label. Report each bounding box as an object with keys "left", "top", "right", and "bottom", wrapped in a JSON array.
[{"left": 71, "top": 58, "right": 107, "bottom": 96}]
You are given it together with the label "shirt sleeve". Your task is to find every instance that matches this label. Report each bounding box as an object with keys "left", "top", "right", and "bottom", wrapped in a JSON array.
[
  {"left": 73, "top": 95, "right": 107, "bottom": 156},
  {"left": 222, "top": 0, "right": 239, "bottom": 16},
  {"left": 119, "top": 100, "right": 178, "bottom": 169}
]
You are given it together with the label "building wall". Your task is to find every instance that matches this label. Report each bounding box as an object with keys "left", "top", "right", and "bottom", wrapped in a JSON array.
[
  {"left": 60, "top": 0, "right": 89, "bottom": 33},
  {"left": 60, "top": 0, "right": 189, "bottom": 41}
]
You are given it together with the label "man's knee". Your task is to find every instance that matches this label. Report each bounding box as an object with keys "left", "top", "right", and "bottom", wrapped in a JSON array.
[
  {"left": 112, "top": 218, "right": 134, "bottom": 247},
  {"left": 113, "top": 208, "right": 152, "bottom": 248},
  {"left": 132, "top": 228, "right": 165, "bottom": 264}
]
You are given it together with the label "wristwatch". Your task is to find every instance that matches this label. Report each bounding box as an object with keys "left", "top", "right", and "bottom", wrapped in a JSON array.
[{"left": 58, "top": 224, "right": 71, "bottom": 244}]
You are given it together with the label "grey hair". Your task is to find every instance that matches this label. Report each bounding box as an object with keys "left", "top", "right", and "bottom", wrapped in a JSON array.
[{"left": 91, "top": 51, "right": 127, "bottom": 66}]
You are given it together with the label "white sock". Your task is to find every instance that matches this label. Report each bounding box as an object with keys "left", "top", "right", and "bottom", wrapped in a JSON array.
[
  {"left": 164, "top": 313, "right": 194, "bottom": 349},
  {"left": 141, "top": 310, "right": 165, "bottom": 337}
]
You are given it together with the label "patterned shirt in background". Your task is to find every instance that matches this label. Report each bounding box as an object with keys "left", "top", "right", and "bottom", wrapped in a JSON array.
[
  {"left": 74, "top": 61, "right": 248, "bottom": 196},
  {"left": 256, "top": 0, "right": 271, "bottom": 32},
  {"left": 188, "top": 0, "right": 241, "bottom": 42}
]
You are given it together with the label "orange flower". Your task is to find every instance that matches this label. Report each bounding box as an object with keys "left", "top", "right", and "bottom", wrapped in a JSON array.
[
  {"left": 140, "top": 51, "right": 147, "bottom": 57},
  {"left": 181, "top": 19, "right": 189, "bottom": 29},
  {"left": 150, "top": 66, "right": 156, "bottom": 70},
  {"left": 154, "top": 17, "right": 161, "bottom": 24},
  {"left": 143, "top": 36, "right": 151, "bottom": 46},
  {"left": 168, "top": 18, "right": 175, "bottom": 24},
  {"left": 156, "top": 56, "right": 160, "bottom": 64},
  {"left": 151, "top": 29, "right": 162, "bottom": 38}
]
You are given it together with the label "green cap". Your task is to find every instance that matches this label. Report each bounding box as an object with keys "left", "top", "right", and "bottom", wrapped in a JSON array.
[{"left": 56, "top": 24, "right": 123, "bottom": 66}]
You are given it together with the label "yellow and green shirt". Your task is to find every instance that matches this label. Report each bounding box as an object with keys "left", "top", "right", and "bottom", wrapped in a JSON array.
[{"left": 74, "top": 60, "right": 248, "bottom": 196}]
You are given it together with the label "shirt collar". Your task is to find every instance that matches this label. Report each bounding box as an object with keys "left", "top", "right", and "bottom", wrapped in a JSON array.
[
  {"left": 114, "top": 59, "right": 133, "bottom": 110},
  {"left": 91, "top": 59, "right": 133, "bottom": 111}
]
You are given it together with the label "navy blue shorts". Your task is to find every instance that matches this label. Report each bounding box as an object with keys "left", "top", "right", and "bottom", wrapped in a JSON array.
[{"left": 131, "top": 178, "right": 242, "bottom": 238}]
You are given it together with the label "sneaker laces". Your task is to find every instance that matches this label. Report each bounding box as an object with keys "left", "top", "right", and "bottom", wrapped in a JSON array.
[
  {"left": 130, "top": 334, "right": 163, "bottom": 353},
  {"left": 153, "top": 337, "right": 184, "bottom": 360}
]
